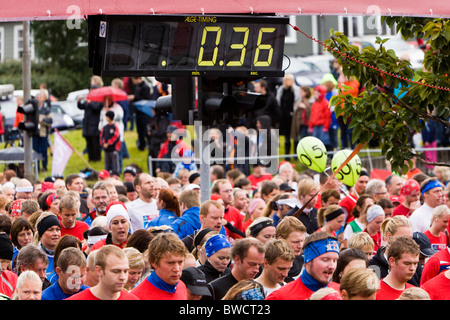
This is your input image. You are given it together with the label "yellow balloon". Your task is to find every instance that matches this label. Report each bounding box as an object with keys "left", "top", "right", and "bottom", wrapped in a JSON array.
[
  {"left": 296, "top": 137, "right": 327, "bottom": 172},
  {"left": 331, "top": 149, "right": 362, "bottom": 186}
]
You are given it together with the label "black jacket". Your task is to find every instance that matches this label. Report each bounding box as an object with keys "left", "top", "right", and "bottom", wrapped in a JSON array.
[
  {"left": 286, "top": 206, "right": 319, "bottom": 235},
  {"left": 197, "top": 259, "right": 231, "bottom": 284},
  {"left": 78, "top": 100, "right": 103, "bottom": 137},
  {"left": 204, "top": 272, "right": 238, "bottom": 300},
  {"left": 368, "top": 246, "right": 423, "bottom": 287}
]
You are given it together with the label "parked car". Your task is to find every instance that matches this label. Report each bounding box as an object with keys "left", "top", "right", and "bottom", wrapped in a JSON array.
[
  {"left": 349, "top": 35, "right": 424, "bottom": 70},
  {"left": 282, "top": 56, "right": 327, "bottom": 87},
  {"left": 0, "top": 97, "right": 75, "bottom": 133},
  {"left": 298, "top": 53, "right": 335, "bottom": 73},
  {"left": 66, "top": 88, "right": 89, "bottom": 102},
  {"left": 51, "top": 100, "right": 84, "bottom": 129}
]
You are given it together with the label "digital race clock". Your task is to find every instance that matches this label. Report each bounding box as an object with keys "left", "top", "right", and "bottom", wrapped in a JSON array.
[{"left": 89, "top": 15, "right": 289, "bottom": 78}]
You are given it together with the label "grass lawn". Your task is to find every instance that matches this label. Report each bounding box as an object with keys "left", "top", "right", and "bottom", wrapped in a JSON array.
[
  {"left": 37, "top": 129, "right": 150, "bottom": 181},
  {"left": 7, "top": 125, "right": 379, "bottom": 182}
]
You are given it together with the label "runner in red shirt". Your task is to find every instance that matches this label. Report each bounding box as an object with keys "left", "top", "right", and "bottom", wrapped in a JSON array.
[
  {"left": 420, "top": 247, "right": 450, "bottom": 285},
  {"left": 211, "top": 180, "right": 244, "bottom": 241},
  {"left": 58, "top": 196, "right": 89, "bottom": 242},
  {"left": 393, "top": 179, "right": 421, "bottom": 218},
  {"left": 364, "top": 205, "right": 385, "bottom": 254},
  {"left": 247, "top": 163, "right": 273, "bottom": 189},
  {"left": 376, "top": 236, "right": 420, "bottom": 300},
  {"left": 132, "top": 233, "right": 188, "bottom": 300},
  {"left": 424, "top": 204, "right": 450, "bottom": 251},
  {"left": 421, "top": 269, "right": 450, "bottom": 300},
  {"left": 339, "top": 170, "right": 369, "bottom": 223},
  {"left": 266, "top": 231, "right": 341, "bottom": 300},
  {"left": 66, "top": 245, "right": 139, "bottom": 300}
]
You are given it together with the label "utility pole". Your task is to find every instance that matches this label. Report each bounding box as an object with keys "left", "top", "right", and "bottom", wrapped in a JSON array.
[{"left": 22, "top": 20, "right": 33, "bottom": 181}]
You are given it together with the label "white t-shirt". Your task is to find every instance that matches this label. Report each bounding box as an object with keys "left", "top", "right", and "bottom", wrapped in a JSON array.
[
  {"left": 409, "top": 202, "right": 434, "bottom": 233},
  {"left": 260, "top": 283, "right": 283, "bottom": 298},
  {"left": 126, "top": 198, "right": 159, "bottom": 233},
  {"left": 343, "top": 218, "right": 365, "bottom": 240}
]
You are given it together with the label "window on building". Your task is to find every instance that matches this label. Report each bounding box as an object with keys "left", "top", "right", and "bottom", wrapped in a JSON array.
[{"left": 285, "top": 16, "right": 297, "bottom": 44}]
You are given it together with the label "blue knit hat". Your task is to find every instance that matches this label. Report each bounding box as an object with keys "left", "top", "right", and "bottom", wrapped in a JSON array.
[{"left": 204, "top": 234, "right": 231, "bottom": 258}]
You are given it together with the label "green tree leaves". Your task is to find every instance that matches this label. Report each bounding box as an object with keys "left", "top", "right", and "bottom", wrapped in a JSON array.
[{"left": 325, "top": 18, "right": 450, "bottom": 173}]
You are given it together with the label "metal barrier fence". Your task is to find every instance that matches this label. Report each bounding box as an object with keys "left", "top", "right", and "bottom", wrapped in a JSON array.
[{"left": 148, "top": 147, "right": 450, "bottom": 176}]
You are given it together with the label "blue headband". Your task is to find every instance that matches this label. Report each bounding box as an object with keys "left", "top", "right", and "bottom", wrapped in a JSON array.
[
  {"left": 304, "top": 238, "right": 340, "bottom": 264},
  {"left": 205, "top": 234, "right": 231, "bottom": 258},
  {"left": 422, "top": 180, "right": 443, "bottom": 195}
]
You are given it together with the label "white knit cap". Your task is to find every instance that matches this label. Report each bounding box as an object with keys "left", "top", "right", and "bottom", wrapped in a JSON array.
[
  {"left": 366, "top": 205, "right": 385, "bottom": 223},
  {"left": 106, "top": 203, "right": 131, "bottom": 227}
]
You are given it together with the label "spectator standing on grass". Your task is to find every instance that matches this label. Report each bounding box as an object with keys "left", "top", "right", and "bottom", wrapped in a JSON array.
[
  {"left": 276, "top": 73, "right": 300, "bottom": 156},
  {"left": 309, "top": 85, "right": 331, "bottom": 150},
  {"left": 78, "top": 75, "right": 104, "bottom": 162},
  {"left": 100, "top": 111, "right": 121, "bottom": 175}
]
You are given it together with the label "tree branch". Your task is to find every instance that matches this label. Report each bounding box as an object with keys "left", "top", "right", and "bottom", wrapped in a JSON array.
[
  {"left": 383, "top": 86, "right": 450, "bottom": 127},
  {"left": 414, "top": 153, "right": 450, "bottom": 168}
]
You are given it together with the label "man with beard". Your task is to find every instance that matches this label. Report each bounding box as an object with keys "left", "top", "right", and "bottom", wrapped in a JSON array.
[
  {"left": 266, "top": 231, "right": 340, "bottom": 300},
  {"left": 126, "top": 173, "right": 159, "bottom": 233},
  {"left": 83, "top": 182, "right": 111, "bottom": 226}
]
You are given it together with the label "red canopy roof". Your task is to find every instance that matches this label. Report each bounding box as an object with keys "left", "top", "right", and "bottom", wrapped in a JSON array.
[{"left": 1, "top": 0, "right": 449, "bottom": 21}]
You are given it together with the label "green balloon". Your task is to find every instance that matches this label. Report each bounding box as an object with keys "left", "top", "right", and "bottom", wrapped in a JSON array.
[
  {"left": 296, "top": 137, "right": 327, "bottom": 172},
  {"left": 331, "top": 149, "right": 362, "bottom": 187}
]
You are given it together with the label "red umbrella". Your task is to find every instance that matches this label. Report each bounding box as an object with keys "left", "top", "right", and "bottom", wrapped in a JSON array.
[{"left": 86, "top": 86, "right": 128, "bottom": 102}]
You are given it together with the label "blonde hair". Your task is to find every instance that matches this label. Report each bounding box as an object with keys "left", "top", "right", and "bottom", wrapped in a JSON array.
[
  {"left": 91, "top": 75, "right": 104, "bottom": 87},
  {"left": 245, "top": 216, "right": 274, "bottom": 238},
  {"left": 431, "top": 205, "right": 450, "bottom": 225},
  {"left": 276, "top": 216, "right": 307, "bottom": 239},
  {"left": 317, "top": 204, "right": 343, "bottom": 227},
  {"left": 297, "top": 178, "right": 319, "bottom": 197},
  {"left": 347, "top": 232, "right": 375, "bottom": 251},
  {"left": 340, "top": 268, "right": 379, "bottom": 299},
  {"left": 12, "top": 270, "right": 42, "bottom": 300},
  {"left": 397, "top": 287, "right": 431, "bottom": 300},
  {"left": 380, "top": 215, "right": 412, "bottom": 240},
  {"left": 309, "top": 287, "right": 341, "bottom": 300},
  {"left": 222, "top": 280, "right": 264, "bottom": 300},
  {"left": 147, "top": 233, "right": 187, "bottom": 268},
  {"left": 123, "top": 247, "right": 145, "bottom": 270},
  {"left": 433, "top": 166, "right": 450, "bottom": 183},
  {"left": 33, "top": 211, "right": 58, "bottom": 245}
]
